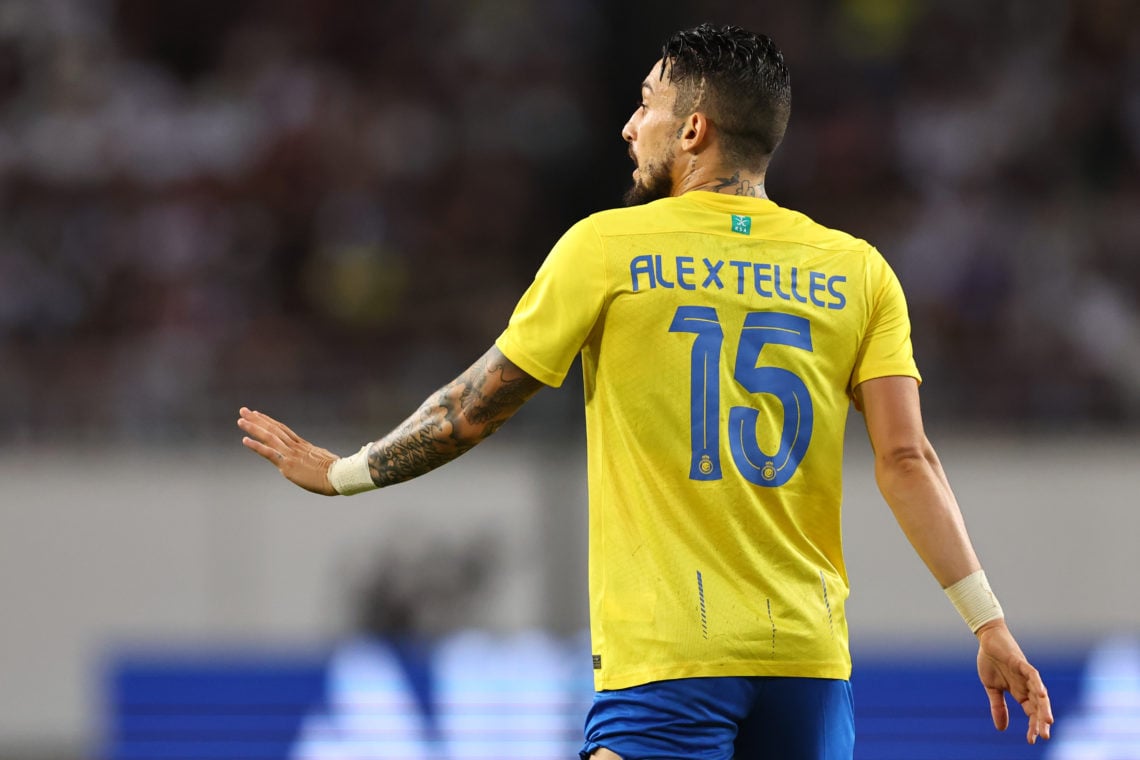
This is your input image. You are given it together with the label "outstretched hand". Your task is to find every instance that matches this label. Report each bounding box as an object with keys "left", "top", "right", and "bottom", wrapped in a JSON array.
[
  {"left": 975, "top": 620, "right": 1053, "bottom": 744},
  {"left": 237, "top": 407, "right": 339, "bottom": 495}
]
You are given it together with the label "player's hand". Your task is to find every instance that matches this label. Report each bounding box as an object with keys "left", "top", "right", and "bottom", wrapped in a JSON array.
[
  {"left": 975, "top": 619, "right": 1053, "bottom": 744},
  {"left": 237, "top": 407, "right": 339, "bottom": 495}
]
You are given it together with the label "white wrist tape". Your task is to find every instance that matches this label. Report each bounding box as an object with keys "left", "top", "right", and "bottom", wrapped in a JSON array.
[
  {"left": 327, "top": 444, "right": 377, "bottom": 495},
  {"left": 945, "top": 569, "right": 1004, "bottom": 633}
]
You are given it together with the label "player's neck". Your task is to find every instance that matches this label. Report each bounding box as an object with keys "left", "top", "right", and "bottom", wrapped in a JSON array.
[{"left": 675, "top": 164, "right": 768, "bottom": 200}]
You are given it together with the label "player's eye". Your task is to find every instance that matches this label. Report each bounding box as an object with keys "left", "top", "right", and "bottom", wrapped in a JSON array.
[{"left": 635, "top": 101, "right": 647, "bottom": 111}]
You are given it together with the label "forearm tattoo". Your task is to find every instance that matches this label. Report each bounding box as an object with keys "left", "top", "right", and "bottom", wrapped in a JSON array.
[{"left": 366, "top": 351, "right": 542, "bottom": 487}]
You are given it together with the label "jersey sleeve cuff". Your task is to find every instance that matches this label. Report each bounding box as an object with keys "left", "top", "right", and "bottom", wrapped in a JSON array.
[{"left": 494, "top": 334, "right": 567, "bottom": 388}]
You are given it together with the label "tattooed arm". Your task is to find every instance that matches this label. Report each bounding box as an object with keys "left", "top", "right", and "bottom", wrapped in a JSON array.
[
  {"left": 366, "top": 345, "right": 543, "bottom": 486},
  {"left": 237, "top": 345, "right": 545, "bottom": 495}
]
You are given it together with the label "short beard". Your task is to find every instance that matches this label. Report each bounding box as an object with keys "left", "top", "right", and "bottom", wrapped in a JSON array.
[{"left": 623, "top": 158, "right": 674, "bottom": 207}]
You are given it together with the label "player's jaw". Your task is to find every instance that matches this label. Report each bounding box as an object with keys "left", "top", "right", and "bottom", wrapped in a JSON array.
[{"left": 623, "top": 146, "right": 676, "bottom": 206}]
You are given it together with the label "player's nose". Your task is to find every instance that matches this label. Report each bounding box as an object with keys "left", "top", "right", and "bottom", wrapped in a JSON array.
[{"left": 621, "top": 116, "right": 636, "bottom": 143}]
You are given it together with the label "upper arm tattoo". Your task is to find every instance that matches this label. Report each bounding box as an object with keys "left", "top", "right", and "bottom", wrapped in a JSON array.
[
  {"left": 366, "top": 348, "right": 543, "bottom": 487},
  {"left": 459, "top": 355, "right": 538, "bottom": 425}
]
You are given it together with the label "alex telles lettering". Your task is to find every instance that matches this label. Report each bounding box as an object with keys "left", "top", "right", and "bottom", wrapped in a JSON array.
[{"left": 630, "top": 254, "right": 847, "bottom": 309}]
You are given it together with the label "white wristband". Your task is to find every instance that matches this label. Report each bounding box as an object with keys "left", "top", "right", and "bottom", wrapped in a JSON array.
[
  {"left": 327, "top": 444, "right": 378, "bottom": 495},
  {"left": 944, "top": 569, "right": 1004, "bottom": 633}
]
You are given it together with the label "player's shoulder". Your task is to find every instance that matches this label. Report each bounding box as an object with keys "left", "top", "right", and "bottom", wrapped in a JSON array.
[
  {"left": 770, "top": 204, "right": 880, "bottom": 258},
  {"left": 579, "top": 199, "right": 674, "bottom": 236}
]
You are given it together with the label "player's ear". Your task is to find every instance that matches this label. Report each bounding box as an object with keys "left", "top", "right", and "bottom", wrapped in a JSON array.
[{"left": 679, "top": 111, "right": 710, "bottom": 152}]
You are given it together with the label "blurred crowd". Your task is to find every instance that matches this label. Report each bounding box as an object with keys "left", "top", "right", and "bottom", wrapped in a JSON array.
[{"left": 0, "top": 0, "right": 1137, "bottom": 442}]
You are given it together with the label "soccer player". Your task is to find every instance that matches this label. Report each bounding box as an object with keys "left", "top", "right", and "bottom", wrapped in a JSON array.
[{"left": 238, "top": 23, "right": 1052, "bottom": 760}]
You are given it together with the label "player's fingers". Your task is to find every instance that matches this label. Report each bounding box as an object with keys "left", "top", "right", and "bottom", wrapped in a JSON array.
[
  {"left": 236, "top": 414, "right": 267, "bottom": 442},
  {"left": 256, "top": 412, "right": 306, "bottom": 447},
  {"left": 1038, "top": 690, "right": 1054, "bottom": 740},
  {"left": 241, "top": 407, "right": 285, "bottom": 433},
  {"left": 239, "top": 408, "right": 278, "bottom": 440},
  {"left": 238, "top": 406, "right": 269, "bottom": 427},
  {"left": 246, "top": 408, "right": 303, "bottom": 442},
  {"left": 237, "top": 416, "right": 290, "bottom": 454},
  {"left": 986, "top": 686, "right": 1009, "bottom": 732},
  {"left": 276, "top": 419, "right": 304, "bottom": 444},
  {"left": 242, "top": 435, "right": 284, "bottom": 466},
  {"left": 245, "top": 408, "right": 282, "bottom": 431},
  {"left": 1026, "top": 710, "right": 1049, "bottom": 745},
  {"left": 1021, "top": 672, "right": 1053, "bottom": 743}
]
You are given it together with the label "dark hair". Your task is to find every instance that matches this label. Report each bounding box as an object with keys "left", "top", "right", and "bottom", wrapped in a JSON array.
[{"left": 660, "top": 23, "right": 791, "bottom": 170}]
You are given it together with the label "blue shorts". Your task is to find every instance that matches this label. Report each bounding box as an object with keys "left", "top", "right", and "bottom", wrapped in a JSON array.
[{"left": 579, "top": 676, "right": 854, "bottom": 760}]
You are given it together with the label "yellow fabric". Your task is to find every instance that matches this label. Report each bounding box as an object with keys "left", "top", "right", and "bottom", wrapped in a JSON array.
[{"left": 496, "top": 192, "right": 921, "bottom": 690}]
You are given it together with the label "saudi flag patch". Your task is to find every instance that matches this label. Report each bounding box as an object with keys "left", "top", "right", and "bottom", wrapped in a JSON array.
[{"left": 731, "top": 214, "right": 752, "bottom": 235}]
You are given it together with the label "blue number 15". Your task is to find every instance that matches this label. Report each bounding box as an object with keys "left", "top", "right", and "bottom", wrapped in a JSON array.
[{"left": 669, "top": 306, "right": 814, "bottom": 487}]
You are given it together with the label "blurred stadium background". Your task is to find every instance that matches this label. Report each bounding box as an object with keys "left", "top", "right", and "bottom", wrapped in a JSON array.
[{"left": 0, "top": 0, "right": 1138, "bottom": 758}]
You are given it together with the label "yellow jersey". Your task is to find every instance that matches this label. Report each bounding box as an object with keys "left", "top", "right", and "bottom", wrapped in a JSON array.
[{"left": 495, "top": 191, "right": 920, "bottom": 690}]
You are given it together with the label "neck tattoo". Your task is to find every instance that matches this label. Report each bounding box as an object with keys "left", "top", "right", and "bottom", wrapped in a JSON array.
[{"left": 711, "top": 171, "right": 762, "bottom": 197}]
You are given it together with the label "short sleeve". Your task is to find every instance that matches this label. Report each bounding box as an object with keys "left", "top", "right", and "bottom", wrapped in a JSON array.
[
  {"left": 495, "top": 218, "right": 606, "bottom": 387},
  {"left": 849, "top": 251, "right": 922, "bottom": 392}
]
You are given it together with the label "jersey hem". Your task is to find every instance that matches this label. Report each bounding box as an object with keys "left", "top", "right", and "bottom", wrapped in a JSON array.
[
  {"left": 593, "top": 660, "right": 853, "bottom": 692},
  {"left": 850, "top": 365, "right": 923, "bottom": 389}
]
